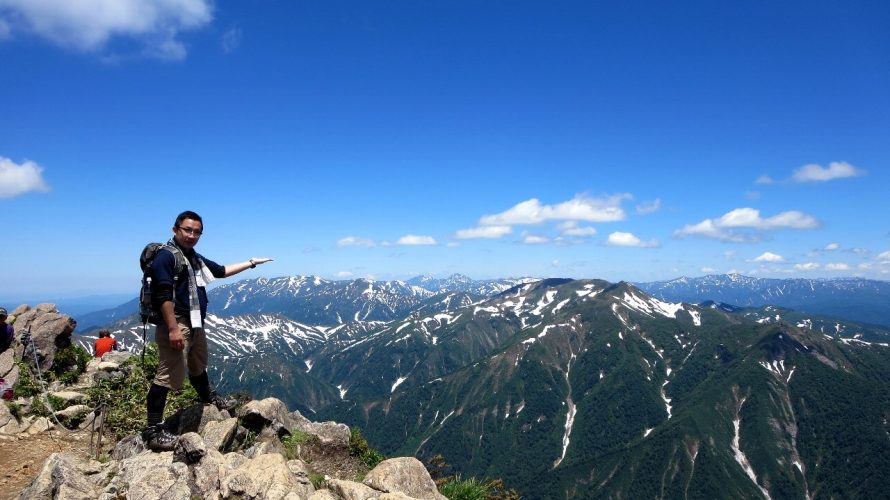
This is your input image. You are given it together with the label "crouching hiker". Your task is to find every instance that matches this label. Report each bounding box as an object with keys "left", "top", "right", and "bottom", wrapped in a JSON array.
[{"left": 142, "top": 210, "right": 273, "bottom": 452}]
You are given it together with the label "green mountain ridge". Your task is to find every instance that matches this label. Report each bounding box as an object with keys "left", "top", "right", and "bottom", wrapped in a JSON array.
[{"left": 316, "top": 279, "right": 890, "bottom": 498}]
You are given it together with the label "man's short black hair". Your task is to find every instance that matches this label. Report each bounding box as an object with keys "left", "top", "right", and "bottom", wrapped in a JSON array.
[{"left": 175, "top": 211, "right": 203, "bottom": 228}]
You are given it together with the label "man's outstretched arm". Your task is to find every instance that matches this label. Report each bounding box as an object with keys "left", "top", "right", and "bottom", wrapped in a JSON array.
[{"left": 223, "top": 257, "right": 273, "bottom": 278}]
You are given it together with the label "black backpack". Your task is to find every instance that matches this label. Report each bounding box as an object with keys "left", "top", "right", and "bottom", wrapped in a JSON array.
[{"left": 139, "top": 242, "right": 187, "bottom": 325}]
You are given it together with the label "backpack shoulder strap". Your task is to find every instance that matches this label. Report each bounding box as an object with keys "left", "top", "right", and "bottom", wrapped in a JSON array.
[{"left": 161, "top": 243, "right": 188, "bottom": 279}]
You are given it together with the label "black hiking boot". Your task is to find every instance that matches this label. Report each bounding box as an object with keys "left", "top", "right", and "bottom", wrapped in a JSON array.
[
  {"left": 141, "top": 424, "right": 178, "bottom": 452},
  {"left": 204, "top": 392, "right": 238, "bottom": 412}
]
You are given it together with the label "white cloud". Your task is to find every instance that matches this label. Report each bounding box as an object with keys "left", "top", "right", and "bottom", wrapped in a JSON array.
[
  {"left": 397, "top": 235, "right": 437, "bottom": 245},
  {"left": 336, "top": 271, "right": 353, "bottom": 278},
  {"left": 635, "top": 198, "right": 661, "bottom": 215},
  {"left": 606, "top": 231, "right": 659, "bottom": 248},
  {"left": 0, "top": 157, "right": 50, "bottom": 198},
  {"left": 0, "top": 0, "right": 213, "bottom": 60},
  {"left": 557, "top": 221, "right": 597, "bottom": 237},
  {"left": 523, "top": 234, "right": 550, "bottom": 245},
  {"left": 826, "top": 263, "right": 850, "bottom": 271},
  {"left": 755, "top": 175, "right": 774, "bottom": 185},
  {"left": 701, "top": 267, "right": 716, "bottom": 273},
  {"left": 454, "top": 225, "right": 512, "bottom": 240},
  {"left": 794, "top": 262, "right": 820, "bottom": 271},
  {"left": 745, "top": 191, "right": 761, "bottom": 200},
  {"left": 675, "top": 207, "right": 820, "bottom": 242},
  {"left": 337, "top": 236, "right": 375, "bottom": 247},
  {"left": 792, "top": 161, "right": 865, "bottom": 182},
  {"left": 824, "top": 242, "right": 840, "bottom": 251},
  {"left": 752, "top": 252, "right": 784, "bottom": 263},
  {"left": 877, "top": 251, "right": 890, "bottom": 262},
  {"left": 479, "top": 193, "right": 629, "bottom": 226}
]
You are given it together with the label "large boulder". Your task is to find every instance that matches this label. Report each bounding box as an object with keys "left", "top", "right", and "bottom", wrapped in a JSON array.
[
  {"left": 13, "top": 305, "right": 77, "bottom": 372},
  {"left": 363, "top": 457, "right": 447, "bottom": 500},
  {"left": 291, "top": 410, "right": 351, "bottom": 446},
  {"left": 238, "top": 397, "right": 298, "bottom": 432},
  {"left": 0, "top": 401, "right": 25, "bottom": 434},
  {"left": 221, "top": 452, "right": 314, "bottom": 499},
  {"left": 17, "top": 452, "right": 110, "bottom": 499}
]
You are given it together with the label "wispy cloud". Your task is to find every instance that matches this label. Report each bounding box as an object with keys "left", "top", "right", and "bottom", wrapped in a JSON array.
[
  {"left": 522, "top": 234, "right": 550, "bottom": 245},
  {"left": 606, "top": 231, "right": 659, "bottom": 248},
  {"left": 752, "top": 252, "right": 784, "bottom": 263},
  {"left": 794, "top": 262, "right": 820, "bottom": 271},
  {"left": 824, "top": 242, "right": 840, "bottom": 251},
  {"left": 877, "top": 251, "right": 890, "bottom": 262},
  {"left": 397, "top": 235, "right": 437, "bottom": 245},
  {"left": 337, "top": 236, "right": 375, "bottom": 247},
  {"left": 479, "top": 193, "right": 630, "bottom": 225},
  {"left": 792, "top": 161, "right": 865, "bottom": 182},
  {"left": 755, "top": 175, "right": 775, "bottom": 185},
  {"left": 635, "top": 198, "right": 661, "bottom": 215},
  {"left": 454, "top": 225, "right": 512, "bottom": 240},
  {"left": 826, "top": 262, "right": 850, "bottom": 271},
  {"left": 674, "top": 207, "right": 821, "bottom": 242},
  {"left": 336, "top": 271, "right": 353, "bottom": 278},
  {"left": 557, "top": 221, "right": 597, "bottom": 237},
  {"left": 0, "top": 0, "right": 213, "bottom": 60},
  {"left": 0, "top": 157, "right": 50, "bottom": 198},
  {"left": 221, "top": 27, "right": 242, "bottom": 53}
]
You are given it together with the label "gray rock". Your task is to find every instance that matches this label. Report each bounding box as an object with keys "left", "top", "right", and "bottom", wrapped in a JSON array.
[
  {"left": 292, "top": 410, "right": 351, "bottom": 446},
  {"left": 363, "top": 457, "right": 447, "bottom": 500},
  {"left": 0, "top": 349, "right": 14, "bottom": 377},
  {"left": 111, "top": 434, "right": 146, "bottom": 460},
  {"left": 225, "top": 450, "right": 249, "bottom": 469},
  {"left": 203, "top": 416, "right": 239, "bottom": 451},
  {"left": 245, "top": 439, "right": 287, "bottom": 458},
  {"left": 17, "top": 452, "right": 108, "bottom": 499},
  {"left": 51, "top": 390, "right": 88, "bottom": 404},
  {"left": 221, "top": 452, "right": 307, "bottom": 500},
  {"left": 192, "top": 449, "right": 227, "bottom": 498},
  {"left": 173, "top": 431, "right": 206, "bottom": 464},
  {"left": 308, "top": 490, "right": 339, "bottom": 500},
  {"left": 174, "top": 402, "right": 226, "bottom": 435},
  {"left": 287, "top": 458, "right": 317, "bottom": 498},
  {"left": 238, "top": 397, "right": 297, "bottom": 431},
  {"left": 26, "top": 416, "right": 54, "bottom": 434},
  {"left": 327, "top": 478, "right": 382, "bottom": 500},
  {"left": 14, "top": 307, "right": 76, "bottom": 371},
  {"left": 54, "top": 404, "right": 91, "bottom": 423},
  {"left": 1, "top": 363, "right": 19, "bottom": 390},
  {"left": 0, "top": 401, "right": 25, "bottom": 434},
  {"left": 111, "top": 451, "right": 191, "bottom": 499}
]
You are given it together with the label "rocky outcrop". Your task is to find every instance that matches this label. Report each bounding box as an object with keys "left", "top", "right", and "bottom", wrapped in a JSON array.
[
  {"left": 17, "top": 397, "right": 445, "bottom": 500},
  {"left": 6, "top": 304, "right": 77, "bottom": 372}
]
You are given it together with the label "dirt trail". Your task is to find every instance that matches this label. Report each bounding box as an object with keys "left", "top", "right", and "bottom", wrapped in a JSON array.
[{"left": 0, "top": 432, "right": 94, "bottom": 500}]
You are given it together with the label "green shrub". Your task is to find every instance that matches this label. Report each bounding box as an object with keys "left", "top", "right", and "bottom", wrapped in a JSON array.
[
  {"left": 349, "top": 427, "right": 385, "bottom": 469},
  {"left": 309, "top": 472, "right": 326, "bottom": 490},
  {"left": 281, "top": 429, "right": 317, "bottom": 459},
  {"left": 13, "top": 362, "right": 41, "bottom": 397},
  {"left": 52, "top": 345, "right": 91, "bottom": 384},
  {"left": 439, "top": 476, "right": 487, "bottom": 500}
]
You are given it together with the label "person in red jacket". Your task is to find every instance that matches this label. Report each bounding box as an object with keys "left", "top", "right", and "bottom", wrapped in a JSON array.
[{"left": 93, "top": 329, "right": 117, "bottom": 358}]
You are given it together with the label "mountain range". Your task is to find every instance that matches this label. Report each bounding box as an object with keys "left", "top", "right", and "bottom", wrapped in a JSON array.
[
  {"left": 73, "top": 273, "right": 890, "bottom": 498},
  {"left": 636, "top": 273, "right": 890, "bottom": 327}
]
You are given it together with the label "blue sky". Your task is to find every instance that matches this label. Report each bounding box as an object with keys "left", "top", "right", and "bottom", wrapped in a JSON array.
[{"left": 1, "top": 0, "right": 889, "bottom": 299}]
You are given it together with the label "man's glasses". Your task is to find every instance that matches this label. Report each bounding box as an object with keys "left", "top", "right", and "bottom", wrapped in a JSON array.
[{"left": 177, "top": 226, "right": 203, "bottom": 236}]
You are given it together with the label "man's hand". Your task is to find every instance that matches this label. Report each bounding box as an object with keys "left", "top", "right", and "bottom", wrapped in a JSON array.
[{"left": 168, "top": 326, "right": 185, "bottom": 350}]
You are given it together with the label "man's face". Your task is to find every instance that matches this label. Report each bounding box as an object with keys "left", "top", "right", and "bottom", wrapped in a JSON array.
[{"left": 173, "top": 218, "right": 203, "bottom": 251}]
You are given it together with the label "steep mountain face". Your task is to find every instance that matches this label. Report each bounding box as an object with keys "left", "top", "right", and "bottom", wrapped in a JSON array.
[
  {"left": 314, "top": 279, "right": 890, "bottom": 499},
  {"left": 637, "top": 274, "right": 890, "bottom": 327}
]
